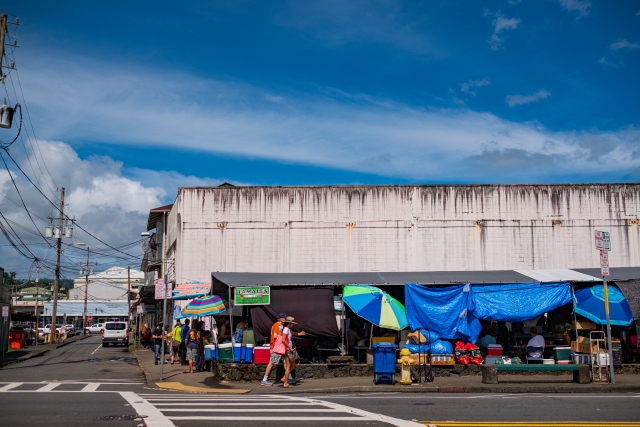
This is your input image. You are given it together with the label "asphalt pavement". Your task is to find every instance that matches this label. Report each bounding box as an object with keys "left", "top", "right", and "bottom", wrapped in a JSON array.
[{"left": 2, "top": 336, "right": 640, "bottom": 427}]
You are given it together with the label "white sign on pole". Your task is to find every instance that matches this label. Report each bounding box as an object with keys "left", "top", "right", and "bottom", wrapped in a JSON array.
[
  {"left": 154, "top": 279, "right": 166, "bottom": 300},
  {"left": 600, "top": 250, "right": 610, "bottom": 276},
  {"left": 601, "top": 266, "right": 610, "bottom": 276},
  {"left": 595, "top": 230, "right": 603, "bottom": 250},
  {"left": 1, "top": 306, "right": 8, "bottom": 317},
  {"left": 136, "top": 304, "right": 144, "bottom": 314}
]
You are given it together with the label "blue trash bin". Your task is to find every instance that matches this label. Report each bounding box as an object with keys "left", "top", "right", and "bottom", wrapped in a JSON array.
[{"left": 372, "top": 342, "right": 397, "bottom": 384}]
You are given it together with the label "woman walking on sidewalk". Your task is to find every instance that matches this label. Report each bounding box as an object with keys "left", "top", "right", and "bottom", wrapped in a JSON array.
[{"left": 185, "top": 324, "right": 201, "bottom": 373}]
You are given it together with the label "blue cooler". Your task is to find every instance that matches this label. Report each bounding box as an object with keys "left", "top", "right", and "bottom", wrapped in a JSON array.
[
  {"left": 372, "top": 342, "right": 397, "bottom": 384},
  {"left": 204, "top": 345, "right": 216, "bottom": 361},
  {"left": 244, "top": 344, "right": 254, "bottom": 363},
  {"left": 233, "top": 343, "right": 242, "bottom": 363}
]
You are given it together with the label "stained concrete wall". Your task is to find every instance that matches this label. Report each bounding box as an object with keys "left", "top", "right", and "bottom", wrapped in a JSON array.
[{"left": 171, "top": 185, "right": 640, "bottom": 284}]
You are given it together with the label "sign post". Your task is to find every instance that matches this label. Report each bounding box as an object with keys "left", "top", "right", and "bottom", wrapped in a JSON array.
[{"left": 595, "top": 230, "right": 615, "bottom": 383}]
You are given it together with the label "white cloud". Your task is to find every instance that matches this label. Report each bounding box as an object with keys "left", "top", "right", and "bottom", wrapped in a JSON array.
[
  {"left": 12, "top": 53, "right": 640, "bottom": 184},
  {"left": 559, "top": 0, "right": 591, "bottom": 17},
  {"left": 610, "top": 39, "right": 639, "bottom": 51},
  {"left": 461, "top": 78, "right": 491, "bottom": 96},
  {"left": 505, "top": 89, "right": 551, "bottom": 107},
  {"left": 485, "top": 10, "right": 521, "bottom": 51}
]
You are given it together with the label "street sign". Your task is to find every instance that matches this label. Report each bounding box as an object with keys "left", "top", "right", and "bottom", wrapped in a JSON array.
[
  {"left": 1, "top": 306, "right": 8, "bottom": 317},
  {"left": 234, "top": 286, "right": 270, "bottom": 305},
  {"left": 600, "top": 250, "right": 610, "bottom": 276},
  {"left": 601, "top": 266, "right": 610, "bottom": 276},
  {"left": 137, "top": 304, "right": 144, "bottom": 314},
  {"left": 595, "top": 230, "right": 611, "bottom": 251},
  {"left": 87, "top": 316, "right": 93, "bottom": 322},
  {"left": 155, "top": 279, "right": 169, "bottom": 300}
]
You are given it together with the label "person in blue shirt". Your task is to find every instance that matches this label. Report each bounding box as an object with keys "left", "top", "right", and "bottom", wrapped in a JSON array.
[{"left": 180, "top": 319, "right": 190, "bottom": 366}]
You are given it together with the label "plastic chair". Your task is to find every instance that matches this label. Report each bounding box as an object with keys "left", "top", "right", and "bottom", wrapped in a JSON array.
[{"left": 526, "top": 346, "right": 544, "bottom": 364}]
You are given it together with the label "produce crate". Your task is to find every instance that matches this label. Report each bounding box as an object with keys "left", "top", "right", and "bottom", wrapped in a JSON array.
[
  {"left": 572, "top": 354, "right": 591, "bottom": 364},
  {"left": 431, "top": 354, "right": 455, "bottom": 365}
]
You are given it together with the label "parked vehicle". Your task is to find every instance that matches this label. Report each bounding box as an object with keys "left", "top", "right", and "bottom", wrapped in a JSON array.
[
  {"left": 42, "top": 324, "right": 62, "bottom": 334},
  {"left": 88, "top": 323, "right": 104, "bottom": 334},
  {"left": 102, "top": 321, "right": 128, "bottom": 346},
  {"left": 65, "top": 324, "right": 76, "bottom": 332}
]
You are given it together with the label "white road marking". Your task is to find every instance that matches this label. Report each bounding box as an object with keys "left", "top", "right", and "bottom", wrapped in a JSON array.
[
  {"left": 119, "top": 391, "right": 175, "bottom": 427},
  {"left": 91, "top": 344, "right": 102, "bottom": 355},
  {"left": 163, "top": 408, "right": 342, "bottom": 412},
  {"left": 0, "top": 383, "right": 22, "bottom": 391},
  {"left": 280, "top": 395, "right": 423, "bottom": 427},
  {"left": 81, "top": 383, "right": 100, "bottom": 392},
  {"left": 36, "top": 383, "right": 61, "bottom": 391},
  {"left": 168, "top": 416, "right": 364, "bottom": 421},
  {"left": 152, "top": 402, "right": 323, "bottom": 406}
]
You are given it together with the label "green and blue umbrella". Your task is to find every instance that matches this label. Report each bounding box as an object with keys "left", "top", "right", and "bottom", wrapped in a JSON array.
[
  {"left": 574, "top": 284, "right": 634, "bottom": 327},
  {"left": 176, "top": 295, "right": 229, "bottom": 319},
  {"left": 343, "top": 285, "right": 408, "bottom": 330}
]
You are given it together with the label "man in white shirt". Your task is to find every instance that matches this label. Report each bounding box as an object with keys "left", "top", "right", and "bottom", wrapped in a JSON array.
[{"left": 525, "top": 327, "right": 545, "bottom": 358}]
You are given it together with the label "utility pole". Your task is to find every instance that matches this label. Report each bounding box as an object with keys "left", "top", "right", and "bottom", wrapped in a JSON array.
[
  {"left": 34, "top": 266, "right": 40, "bottom": 348},
  {"left": 127, "top": 266, "right": 131, "bottom": 342},
  {"left": 77, "top": 247, "right": 96, "bottom": 336},
  {"left": 50, "top": 188, "right": 65, "bottom": 343},
  {"left": 0, "top": 14, "right": 7, "bottom": 74}
]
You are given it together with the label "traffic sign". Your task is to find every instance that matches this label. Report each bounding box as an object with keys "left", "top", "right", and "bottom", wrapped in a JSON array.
[
  {"left": 601, "top": 266, "right": 610, "bottom": 276},
  {"left": 595, "top": 230, "right": 611, "bottom": 251},
  {"left": 87, "top": 316, "right": 93, "bottom": 322},
  {"left": 600, "top": 250, "right": 609, "bottom": 267},
  {"left": 1, "top": 305, "right": 8, "bottom": 317}
]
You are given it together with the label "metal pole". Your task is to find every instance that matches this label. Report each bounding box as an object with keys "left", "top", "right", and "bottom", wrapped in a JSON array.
[
  {"left": 34, "top": 266, "right": 40, "bottom": 348},
  {"left": 603, "top": 277, "right": 615, "bottom": 383},
  {"left": 127, "top": 266, "right": 131, "bottom": 340},
  {"left": 83, "top": 248, "right": 90, "bottom": 336},
  {"left": 159, "top": 212, "right": 169, "bottom": 380},
  {"left": 571, "top": 283, "right": 578, "bottom": 343},
  {"left": 51, "top": 188, "right": 65, "bottom": 344}
]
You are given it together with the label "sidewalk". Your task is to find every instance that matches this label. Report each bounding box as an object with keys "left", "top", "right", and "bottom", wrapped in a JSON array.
[
  {"left": 134, "top": 348, "right": 640, "bottom": 394},
  {"left": 0, "top": 333, "right": 90, "bottom": 368}
]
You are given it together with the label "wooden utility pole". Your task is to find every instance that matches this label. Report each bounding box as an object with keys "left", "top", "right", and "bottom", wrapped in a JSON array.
[
  {"left": 0, "top": 14, "right": 7, "bottom": 74},
  {"left": 127, "top": 266, "right": 131, "bottom": 323},
  {"left": 50, "top": 188, "right": 65, "bottom": 343},
  {"left": 77, "top": 248, "right": 96, "bottom": 336}
]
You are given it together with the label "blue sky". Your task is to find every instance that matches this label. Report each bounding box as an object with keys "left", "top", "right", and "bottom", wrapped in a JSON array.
[{"left": 0, "top": 1, "right": 639, "bottom": 275}]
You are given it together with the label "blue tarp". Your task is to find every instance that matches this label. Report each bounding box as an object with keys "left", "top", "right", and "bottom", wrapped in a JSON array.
[
  {"left": 405, "top": 282, "right": 572, "bottom": 344},
  {"left": 405, "top": 284, "right": 482, "bottom": 343},
  {"left": 473, "top": 282, "right": 572, "bottom": 322}
]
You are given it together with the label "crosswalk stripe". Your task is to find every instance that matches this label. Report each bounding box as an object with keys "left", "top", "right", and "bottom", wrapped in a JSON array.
[
  {"left": 167, "top": 416, "right": 367, "bottom": 421},
  {"left": 161, "top": 408, "right": 342, "bottom": 412},
  {"left": 81, "top": 383, "right": 100, "bottom": 392},
  {"left": 36, "top": 383, "right": 61, "bottom": 391},
  {"left": 0, "top": 383, "right": 22, "bottom": 392},
  {"left": 152, "top": 402, "right": 323, "bottom": 406}
]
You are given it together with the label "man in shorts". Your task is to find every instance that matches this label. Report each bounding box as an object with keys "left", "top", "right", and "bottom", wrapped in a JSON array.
[{"left": 261, "top": 312, "right": 287, "bottom": 386}]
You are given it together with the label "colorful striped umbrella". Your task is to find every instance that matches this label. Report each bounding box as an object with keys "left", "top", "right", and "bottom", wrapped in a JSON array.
[
  {"left": 177, "top": 295, "right": 229, "bottom": 319},
  {"left": 343, "top": 285, "right": 408, "bottom": 330},
  {"left": 574, "top": 284, "right": 634, "bottom": 327},
  {"left": 172, "top": 282, "right": 211, "bottom": 300}
]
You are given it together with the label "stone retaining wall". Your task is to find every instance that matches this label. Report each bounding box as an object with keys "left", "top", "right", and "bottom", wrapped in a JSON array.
[{"left": 212, "top": 363, "right": 640, "bottom": 382}]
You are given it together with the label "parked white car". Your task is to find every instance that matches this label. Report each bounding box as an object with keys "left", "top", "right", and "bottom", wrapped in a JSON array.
[
  {"left": 88, "top": 323, "right": 104, "bottom": 334},
  {"left": 42, "top": 324, "right": 62, "bottom": 334}
]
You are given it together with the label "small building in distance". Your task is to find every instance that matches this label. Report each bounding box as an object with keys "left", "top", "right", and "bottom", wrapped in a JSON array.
[{"left": 68, "top": 266, "right": 143, "bottom": 301}]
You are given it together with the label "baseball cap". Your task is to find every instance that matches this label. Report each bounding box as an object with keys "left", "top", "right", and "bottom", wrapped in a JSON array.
[{"left": 277, "top": 312, "right": 287, "bottom": 319}]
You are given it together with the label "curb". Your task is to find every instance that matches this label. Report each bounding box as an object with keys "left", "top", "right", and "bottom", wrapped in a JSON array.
[{"left": 133, "top": 349, "right": 156, "bottom": 389}]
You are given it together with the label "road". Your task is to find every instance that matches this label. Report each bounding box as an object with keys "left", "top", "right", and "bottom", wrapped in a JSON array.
[{"left": 1, "top": 336, "right": 639, "bottom": 427}]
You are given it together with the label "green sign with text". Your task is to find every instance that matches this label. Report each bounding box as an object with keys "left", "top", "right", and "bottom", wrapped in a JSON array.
[{"left": 234, "top": 286, "right": 270, "bottom": 305}]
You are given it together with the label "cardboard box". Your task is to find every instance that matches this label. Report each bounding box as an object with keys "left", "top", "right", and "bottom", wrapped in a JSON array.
[
  {"left": 409, "top": 353, "right": 428, "bottom": 364},
  {"left": 573, "top": 320, "right": 597, "bottom": 330},
  {"left": 571, "top": 340, "right": 597, "bottom": 354},
  {"left": 407, "top": 331, "right": 427, "bottom": 344}
]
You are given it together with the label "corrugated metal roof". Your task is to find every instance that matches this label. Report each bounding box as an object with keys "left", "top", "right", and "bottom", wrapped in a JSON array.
[{"left": 211, "top": 267, "right": 640, "bottom": 287}]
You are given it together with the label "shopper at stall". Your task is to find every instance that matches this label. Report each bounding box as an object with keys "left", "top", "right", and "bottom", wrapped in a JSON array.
[
  {"left": 185, "top": 324, "right": 201, "bottom": 374},
  {"left": 261, "top": 312, "right": 287, "bottom": 386},
  {"left": 282, "top": 316, "right": 302, "bottom": 387},
  {"left": 180, "top": 319, "right": 190, "bottom": 366},
  {"left": 170, "top": 321, "right": 182, "bottom": 365},
  {"left": 152, "top": 323, "right": 163, "bottom": 365}
]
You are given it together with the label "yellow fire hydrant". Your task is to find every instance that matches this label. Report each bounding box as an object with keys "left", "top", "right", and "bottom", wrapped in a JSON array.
[{"left": 397, "top": 348, "right": 415, "bottom": 385}]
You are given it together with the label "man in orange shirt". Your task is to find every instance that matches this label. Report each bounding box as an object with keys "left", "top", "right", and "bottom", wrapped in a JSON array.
[{"left": 261, "top": 313, "right": 287, "bottom": 386}]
